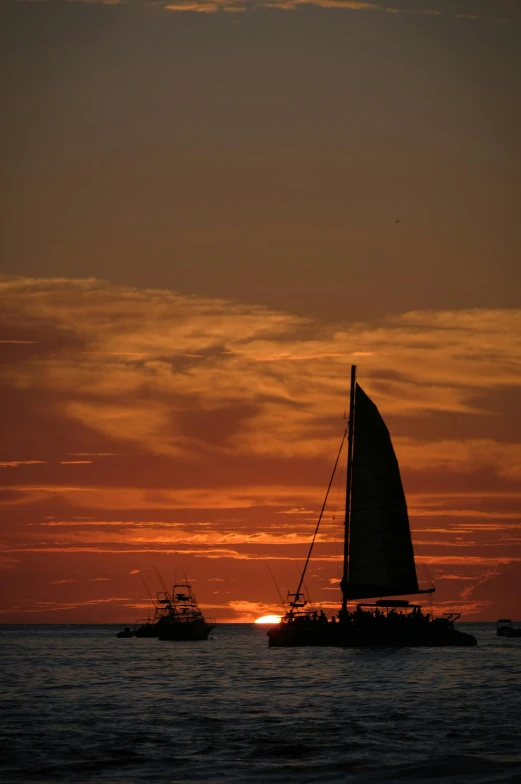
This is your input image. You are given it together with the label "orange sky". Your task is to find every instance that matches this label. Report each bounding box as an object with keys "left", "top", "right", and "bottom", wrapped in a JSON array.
[
  {"left": 1, "top": 0, "right": 520, "bottom": 622},
  {"left": 0, "top": 279, "right": 520, "bottom": 622}
]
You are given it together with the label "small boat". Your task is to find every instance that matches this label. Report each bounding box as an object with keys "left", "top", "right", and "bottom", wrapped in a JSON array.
[
  {"left": 497, "top": 619, "right": 521, "bottom": 638},
  {"left": 267, "top": 365, "right": 477, "bottom": 648},
  {"left": 157, "top": 583, "right": 215, "bottom": 641},
  {"left": 116, "top": 627, "right": 134, "bottom": 638}
]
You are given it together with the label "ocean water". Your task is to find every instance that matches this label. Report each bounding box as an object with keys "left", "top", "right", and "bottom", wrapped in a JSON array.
[{"left": 1, "top": 623, "right": 520, "bottom": 784}]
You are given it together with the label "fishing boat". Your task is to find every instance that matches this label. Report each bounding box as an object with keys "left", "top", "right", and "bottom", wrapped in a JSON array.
[
  {"left": 116, "top": 594, "right": 171, "bottom": 639},
  {"left": 157, "top": 583, "right": 215, "bottom": 641},
  {"left": 496, "top": 619, "right": 521, "bottom": 638},
  {"left": 116, "top": 626, "right": 134, "bottom": 638},
  {"left": 267, "top": 365, "right": 477, "bottom": 648},
  {"left": 116, "top": 570, "right": 215, "bottom": 641},
  {"left": 133, "top": 591, "right": 172, "bottom": 637}
]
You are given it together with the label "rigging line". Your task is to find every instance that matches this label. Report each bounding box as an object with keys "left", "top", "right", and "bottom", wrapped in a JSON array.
[
  {"left": 411, "top": 538, "right": 435, "bottom": 590},
  {"left": 330, "top": 445, "right": 347, "bottom": 582},
  {"left": 291, "top": 427, "right": 347, "bottom": 611},
  {"left": 264, "top": 560, "right": 285, "bottom": 611}
]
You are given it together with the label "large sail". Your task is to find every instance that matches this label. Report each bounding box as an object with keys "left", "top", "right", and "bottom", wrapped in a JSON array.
[{"left": 344, "top": 384, "right": 419, "bottom": 600}]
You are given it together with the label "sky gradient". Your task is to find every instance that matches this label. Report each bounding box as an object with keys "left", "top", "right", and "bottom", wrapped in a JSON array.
[{"left": 1, "top": 0, "right": 520, "bottom": 622}]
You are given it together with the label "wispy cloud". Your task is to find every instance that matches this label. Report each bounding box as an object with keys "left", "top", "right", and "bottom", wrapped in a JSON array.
[
  {"left": 27, "top": 526, "right": 342, "bottom": 546},
  {"left": 160, "top": 0, "right": 483, "bottom": 20},
  {"left": 4, "top": 278, "right": 519, "bottom": 466},
  {"left": 0, "top": 555, "right": 19, "bottom": 570},
  {"left": 385, "top": 6, "right": 441, "bottom": 16},
  {"left": 0, "top": 461, "right": 47, "bottom": 468},
  {"left": 8, "top": 0, "right": 487, "bottom": 20},
  {"left": 0, "top": 596, "right": 131, "bottom": 615},
  {"left": 66, "top": 0, "right": 129, "bottom": 5},
  {"left": 225, "top": 599, "right": 284, "bottom": 621}
]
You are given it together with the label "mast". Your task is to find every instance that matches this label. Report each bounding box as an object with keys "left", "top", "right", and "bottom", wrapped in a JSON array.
[{"left": 341, "top": 364, "right": 356, "bottom": 612}]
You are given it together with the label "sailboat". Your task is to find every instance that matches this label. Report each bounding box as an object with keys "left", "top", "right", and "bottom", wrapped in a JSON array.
[{"left": 267, "top": 366, "right": 477, "bottom": 648}]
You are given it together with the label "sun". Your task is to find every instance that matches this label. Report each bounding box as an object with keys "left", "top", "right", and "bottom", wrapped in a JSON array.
[{"left": 254, "top": 615, "right": 281, "bottom": 624}]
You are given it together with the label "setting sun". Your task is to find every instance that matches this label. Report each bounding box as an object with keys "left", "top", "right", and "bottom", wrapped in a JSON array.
[{"left": 255, "top": 615, "right": 281, "bottom": 625}]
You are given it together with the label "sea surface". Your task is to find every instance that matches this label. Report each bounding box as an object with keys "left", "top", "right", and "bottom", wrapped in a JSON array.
[{"left": 1, "top": 622, "right": 520, "bottom": 784}]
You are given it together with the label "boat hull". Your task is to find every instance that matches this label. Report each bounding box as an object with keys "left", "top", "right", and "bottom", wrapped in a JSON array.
[
  {"left": 116, "top": 629, "right": 134, "bottom": 638},
  {"left": 158, "top": 621, "right": 215, "bottom": 641},
  {"left": 134, "top": 623, "right": 159, "bottom": 638},
  {"left": 267, "top": 623, "right": 477, "bottom": 648},
  {"left": 497, "top": 626, "right": 521, "bottom": 638}
]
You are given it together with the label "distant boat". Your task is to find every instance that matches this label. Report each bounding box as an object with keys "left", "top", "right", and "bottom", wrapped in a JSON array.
[
  {"left": 267, "top": 365, "right": 477, "bottom": 648},
  {"left": 133, "top": 591, "right": 172, "bottom": 637},
  {"left": 496, "top": 619, "right": 521, "bottom": 638},
  {"left": 157, "top": 583, "right": 216, "bottom": 641},
  {"left": 116, "top": 574, "right": 215, "bottom": 641}
]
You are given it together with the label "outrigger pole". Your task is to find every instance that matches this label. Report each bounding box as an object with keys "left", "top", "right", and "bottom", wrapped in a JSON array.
[
  {"left": 134, "top": 564, "right": 155, "bottom": 605},
  {"left": 264, "top": 560, "right": 286, "bottom": 611},
  {"left": 154, "top": 565, "right": 171, "bottom": 599},
  {"left": 341, "top": 364, "right": 356, "bottom": 612}
]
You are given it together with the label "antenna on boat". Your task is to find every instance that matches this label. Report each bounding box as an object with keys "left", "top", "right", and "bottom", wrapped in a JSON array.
[{"left": 264, "top": 561, "right": 285, "bottom": 610}]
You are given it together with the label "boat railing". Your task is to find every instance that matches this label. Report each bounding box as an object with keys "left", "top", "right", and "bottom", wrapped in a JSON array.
[
  {"left": 170, "top": 611, "right": 213, "bottom": 623},
  {"left": 442, "top": 613, "right": 461, "bottom": 623}
]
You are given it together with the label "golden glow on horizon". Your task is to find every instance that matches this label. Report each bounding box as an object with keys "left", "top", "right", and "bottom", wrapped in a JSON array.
[{"left": 254, "top": 615, "right": 282, "bottom": 624}]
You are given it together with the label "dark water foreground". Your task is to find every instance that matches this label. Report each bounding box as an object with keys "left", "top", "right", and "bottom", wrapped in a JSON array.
[{"left": 1, "top": 623, "right": 520, "bottom": 783}]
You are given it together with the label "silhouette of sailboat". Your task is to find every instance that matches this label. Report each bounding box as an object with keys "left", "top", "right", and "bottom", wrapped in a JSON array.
[{"left": 267, "top": 365, "right": 477, "bottom": 647}]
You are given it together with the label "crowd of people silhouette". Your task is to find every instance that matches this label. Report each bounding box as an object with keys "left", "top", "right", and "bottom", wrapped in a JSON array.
[{"left": 286, "top": 604, "right": 431, "bottom": 629}]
